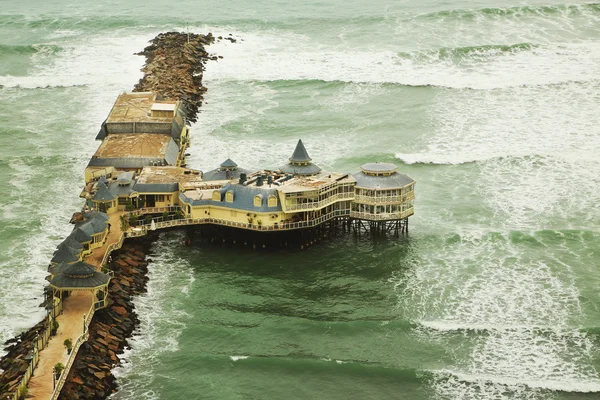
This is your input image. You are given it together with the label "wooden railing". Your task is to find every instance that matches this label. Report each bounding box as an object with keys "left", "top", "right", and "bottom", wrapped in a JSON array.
[
  {"left": 128, "top": 205, "right": 181, "bottom": 217},
  {"left": 49, "top": 302, "right": 95, "bottom": 400},
  {"left": 349, "top": 209, "right": 414, "bottom": 221},
  {"left": 100, "top": 233, "right": 125, "bottom": 268},
  {"left": 283, "top": 192, "right": 354, "bottom": 212},
  {"left": 354, "top": 191, "right": 415, "bottom": 204},
  {"left": 123, "top": 209, "right": 351, "bottom": 236},
  {"left": 8, "top": 297, "right": 64, "bottom": 400}
]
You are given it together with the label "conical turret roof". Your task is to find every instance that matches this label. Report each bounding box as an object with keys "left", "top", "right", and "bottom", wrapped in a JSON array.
[
  {"left": 280, "top": 139, "right": 321, "bottom": 176},
  {"left": 289, "top": 139, "right": 312, "bottom": 163},
  {"left": 93, "top": 181, "right": 116, "bottom": 201},
  {"left": 220, "top": 158, "right": 238, "bottom": 168}
]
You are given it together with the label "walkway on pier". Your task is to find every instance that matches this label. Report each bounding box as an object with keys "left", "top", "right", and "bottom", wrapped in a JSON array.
[
  {"left": 27, "top": 212, "right": 124, "bottom": 399},
  {"left": 26, "top": 292, "right": 91, "bottom": 399}
]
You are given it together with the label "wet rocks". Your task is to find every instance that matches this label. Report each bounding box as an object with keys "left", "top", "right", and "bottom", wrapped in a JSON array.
[
  {"left": 0, "top": 318, "right": 49, "bottom": 398},
  {"left": 59, "top": 233, "right": 158, "bottom": 400},
  {"left": 132, "top": 31, "right": 217, "bottom": 124},
  {"left": 70, "top": 212, "right": 84, "bottom": 224}
]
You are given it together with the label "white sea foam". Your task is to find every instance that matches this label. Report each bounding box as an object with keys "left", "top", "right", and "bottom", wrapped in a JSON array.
[
  {"left": 0, "top": 32, "right": 148, "bottom": 89},
  {"left": 230, "top": 355, "right": 249, "bottom": 361},
  {"left": 393, "top": 76, "right": 600, "bottom": 398},
  {"left": 186, "top": 78, "right": 354, "bottom": 172},
  {"left": 197, "top": 27, "right": 600, "bottom": 89},
  {"left": 111, "top": 234, "right": 193, "bottom": 399}
]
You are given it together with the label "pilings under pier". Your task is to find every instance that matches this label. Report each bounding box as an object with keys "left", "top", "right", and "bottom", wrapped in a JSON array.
[
  {"left": 351, "top": 218, "right": 409, "bottom": 237},
  {"left": 185, "top": 217, "right": 409, "bottom": 250}
]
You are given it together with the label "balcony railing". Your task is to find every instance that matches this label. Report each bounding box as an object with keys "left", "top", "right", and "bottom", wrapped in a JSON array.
[
  {"left": 283, "top": 192, "right": 355, "bottom": 212},
  {"left": 354, "top": 192, "right": 415, "bottom": 204},
  {"left": 350, "top": 209, "right": 414, "bottom": 221},
  {"left": 124, "top": 209, "right": 352, "bottom": 235}
]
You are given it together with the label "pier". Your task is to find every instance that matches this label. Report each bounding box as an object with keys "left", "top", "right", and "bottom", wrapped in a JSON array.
[{"left": 0, "top": 31, "right": 415, "bottom": 400}]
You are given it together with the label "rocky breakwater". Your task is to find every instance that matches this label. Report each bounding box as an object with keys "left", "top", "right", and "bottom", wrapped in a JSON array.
[
  {"left": 133, "top": 31, "right": 217, "bottom": 124},
  {"left": 0, "top": 318, "right": 49, "bottom": 397},
  {"left": 58, "top": 234, "right": 158, "bottom": 399}
]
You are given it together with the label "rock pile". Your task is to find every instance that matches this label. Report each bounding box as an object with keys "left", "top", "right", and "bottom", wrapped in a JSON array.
[
  {"left": 132, "top": 31, "right": 217, "bottom": 124},
  {"left": 59, "top": 234, "right": 157, "bottom": 399},
  {"left": 0, "top": 318, "right": 49, "bottom": 397}
]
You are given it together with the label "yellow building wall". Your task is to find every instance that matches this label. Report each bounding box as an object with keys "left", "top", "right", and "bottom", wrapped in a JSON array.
[
  {"left": 187, "top": 204, "right": 286, "bottom": 227},
  {"left": 93, "top": 200, "right": 118, "bottom": 215}
]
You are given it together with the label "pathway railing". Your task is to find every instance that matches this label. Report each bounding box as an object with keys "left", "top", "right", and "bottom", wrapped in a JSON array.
[
  {"left": 100, "top": 233, "right": 126, "bottom": 268},
  {"left": 123, "top": 209, "right": 351, "bottom": 236},
  {"left": 283, "top": 192, "right": 354, "bottom": 212},
  {"left": 349, "top": 209, "right": 414, "bottom": 221},
  {"left": 8, "top": 299, "right": 61, "bottom": 400},
  {"left": 127, "top": 205, "right": 181, "bottom": 217},
  {"left": 49, "top": 302, "right": 95, "bottom": 400}
]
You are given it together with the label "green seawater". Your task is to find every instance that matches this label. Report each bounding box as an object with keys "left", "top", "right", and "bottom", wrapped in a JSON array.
[{"left": 1, "top": 1, "right": 600, "bottom": 399}]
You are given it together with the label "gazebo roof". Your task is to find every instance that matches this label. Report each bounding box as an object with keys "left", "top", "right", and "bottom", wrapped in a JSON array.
[
  {"left": 48, "top": 261, "right": 96, "bottom": 275},
  {"left": 93, "top": 181, "right": 116, "bottom": 201},
  {"left": 56, "top": 237, "right": 84, "bottom": 252},
  {"left": 50, "top": 271, "right": 110, "bottom": 290},
  {"left": 75, "top": 213, "right": 108, "bottom": 236},
  {"left": 68, "top": 228, "right": 93, "bottom": 243},
  {"left": 51, "top": 246, "right": 80, "bottom": 264}
]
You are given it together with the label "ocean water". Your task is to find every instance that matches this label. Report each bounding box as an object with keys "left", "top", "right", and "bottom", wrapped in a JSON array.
[{"left": 1, "top": 1, "right": 600, "bottom": 399}]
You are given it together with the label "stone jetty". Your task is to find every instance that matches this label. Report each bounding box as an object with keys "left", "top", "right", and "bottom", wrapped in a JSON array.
[
  {"left": 133, "top": 31, "right": 217, "bottom": 124},
  {"left": 58, "top": 235, "right": 157, "bottom": 400}
]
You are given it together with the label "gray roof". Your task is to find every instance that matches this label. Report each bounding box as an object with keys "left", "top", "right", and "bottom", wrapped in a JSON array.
[
  {"left": 181, "top": 183, "right": 282, "bottom": 212},
  {"left": 361, "top": 162, "right": 398, "bottom": 173},
  {"left": 93, "top": 182, "right": 116, "bottom": 201},
  {"left": 132, "top": 182, "right": 179, "bottom": 193},
  {"left": 280, "top": 163, "right": 322, "bottom": 176},
  {"left": 62, "top": 262, "right": 97, "bottom": 276},
  {"left": 202, "top": 166, "right": 252, "bottom": 182},
  {"left": 95, "top": 121, "right": 107, "bottom": 141},
  {"left": 48, "top": 261, "right": 95, "bottom": 275},
  {"left": 55, "top": 237, "right": 83, "bottom": 253},
  {"left": 68, "top": 228, "right": 93, "bottom": 244},
  {"left": 50, "top": 271, "right": 110, "bottom": 289},
  {"left": 74, "top": 212, "right": 108, "bottom": 236},
  {"left": 220, "top": 158, "right": 238, "bottom": 168},
  {"left": 108, "top": 180, "right": 136, "bottom": 197},
  {"left": 353, "top": 171, "right": 415, "bottom": 189},
  {"left": 290, "top": 140, "right": 311, "bottom": 162},
  {"left": 116, "top": 171, "right": 134, "bottom": 184},
  {"left": 83, "top": 211, "right": 109, "bottom": 221},
  {"left": 279, "top": 139, "right": 321, "bottom": 175},
  {"left": 51, "top": 245, "right": 80, "bottom": 264}
]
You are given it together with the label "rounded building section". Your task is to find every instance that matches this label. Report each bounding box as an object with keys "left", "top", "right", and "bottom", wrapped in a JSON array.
[{"left": 351, "top": 162, "right": 415, "bottom": 221}]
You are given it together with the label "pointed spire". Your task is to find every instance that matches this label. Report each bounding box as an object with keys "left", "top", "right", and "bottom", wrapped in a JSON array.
[
  {"left": 220, "top": 158, "right": 238, "bottom": 168},
  {"left": 289, "top": 139, "right": 312, "bottom": 163}
]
